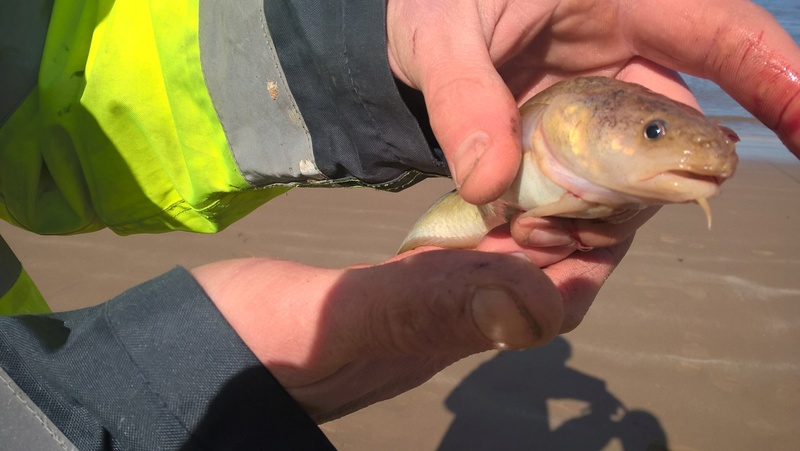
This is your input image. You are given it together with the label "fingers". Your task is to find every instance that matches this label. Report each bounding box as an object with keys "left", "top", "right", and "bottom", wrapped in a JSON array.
[
  {"left": 510, "top": 206, "right": 660, "bottom": 250},
  {"left": 387, "top": 2, "right": 522, "bottom": 204},
  {"left": 469, "top": 225, "right": 636, "bottom": 334},
  {"left": 616, "top": 57, "right": 701, "bottom": 110},
  {"left": 543, "top": 237, "right": 634, "bottom": 333},
  {"left": 475, "top": 223, "right": 577, "bottom": 267},
  {"left": 624, "top": 0, "right": 800, "bottom": 156},
  {"left": 425, "top": 67, "right": 522, "bottom": 205}
]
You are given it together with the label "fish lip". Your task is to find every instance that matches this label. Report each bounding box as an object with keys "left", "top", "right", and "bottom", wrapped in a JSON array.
[
  {"left": 637, "top": 155, "right": 738, "bottom": 187},
  {"left": 650, "top": 170, "right": 722, "bottom": 186},
  {"left": 630, "top": 135, "right": 738, "bottom": 201},
  {"left": 633, "top": 170, "right": 722, "bottom": 203}
]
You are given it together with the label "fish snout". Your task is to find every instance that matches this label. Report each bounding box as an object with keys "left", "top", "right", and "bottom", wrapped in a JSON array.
[{"left": 682, "top": 132, "right": 739, "bottom": 181}]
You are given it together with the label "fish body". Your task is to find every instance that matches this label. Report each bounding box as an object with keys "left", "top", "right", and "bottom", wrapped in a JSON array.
[{"left": 398, "top": 77, "right": 739, "bottom": 254}]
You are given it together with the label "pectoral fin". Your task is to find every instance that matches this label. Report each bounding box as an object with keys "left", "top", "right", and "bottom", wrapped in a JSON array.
[{"left": 517, "top": 192, "right": 598, "bottom": 220}]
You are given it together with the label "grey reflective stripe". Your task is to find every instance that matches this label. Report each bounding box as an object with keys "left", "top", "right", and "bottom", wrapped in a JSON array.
[
  {"left": 198, "top": 0, "right": 323, "bottom": 186},
  {"left": 0, "top": 367, "right": 78, "bottom": 451},
  {"left": 0, "top": 0, "right": 55, "bottom": 126},
  {"left": 0, "top": 236, "right": 22, "bottom": 299}
]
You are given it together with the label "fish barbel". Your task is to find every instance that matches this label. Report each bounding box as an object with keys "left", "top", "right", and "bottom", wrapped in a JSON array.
[{"left": 398, "top": 77, "right": 739, "bottom": 254}]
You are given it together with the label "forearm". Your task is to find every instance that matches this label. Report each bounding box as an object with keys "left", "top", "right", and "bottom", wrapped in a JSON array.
[{"left": 1, "top": 0, "right": 445, "bottom": 236}]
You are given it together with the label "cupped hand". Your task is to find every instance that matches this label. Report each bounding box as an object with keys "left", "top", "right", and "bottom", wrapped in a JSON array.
[
  {"left": 387, "top": 0, "right": 800, "bottom": 250},
  {"left": 191, "top": 236, "right": 631, "bottom": 423}
]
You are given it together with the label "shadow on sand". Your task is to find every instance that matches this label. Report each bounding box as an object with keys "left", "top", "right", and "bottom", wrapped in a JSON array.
[{"left": 439, "top": 337, "right": 668, "bottom": 450}]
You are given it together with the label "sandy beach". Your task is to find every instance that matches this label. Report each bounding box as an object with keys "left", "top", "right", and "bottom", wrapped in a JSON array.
[{"left": 1, "top": 141, "right": 798, "bottom": 449}]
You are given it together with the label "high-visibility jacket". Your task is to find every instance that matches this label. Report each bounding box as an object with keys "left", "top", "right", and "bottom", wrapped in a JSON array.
[
  {"left": 0, "top": 0, "right": 446, "bottom": 315},
  {"left": 0, "top": 236, "right": 48, "bottom": 315}
]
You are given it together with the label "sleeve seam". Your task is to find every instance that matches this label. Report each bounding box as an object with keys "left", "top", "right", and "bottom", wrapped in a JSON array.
[{"left": 100, "top": 302, "right": 202, "bottom": 445}]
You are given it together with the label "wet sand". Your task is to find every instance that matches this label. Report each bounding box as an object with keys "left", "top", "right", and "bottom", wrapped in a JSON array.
[{"left": 1, "top": 145, "right": 798, "bottom": 449}]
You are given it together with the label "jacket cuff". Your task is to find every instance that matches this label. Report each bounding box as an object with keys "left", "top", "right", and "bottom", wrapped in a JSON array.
[
  {"left": 0, "top": 267, "right": 333, "bottom": 449},
  {"left": 103, "top": 267, "right": 333, "bottom": 448},
  {"left": 199, "top": 0, "right": 447, "bottom": 191}
]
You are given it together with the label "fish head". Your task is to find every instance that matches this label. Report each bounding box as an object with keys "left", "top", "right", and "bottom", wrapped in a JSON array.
[{"left": 530, "top": 78, "right": 739, "bottom": 209}]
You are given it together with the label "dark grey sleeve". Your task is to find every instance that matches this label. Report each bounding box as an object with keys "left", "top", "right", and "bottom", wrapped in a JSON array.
[
  {"left": 199, "top": 0, "right": 447, "bottom": 191},
  {"left": 0, "top": 268, "right": 334, "bottom": 450}
]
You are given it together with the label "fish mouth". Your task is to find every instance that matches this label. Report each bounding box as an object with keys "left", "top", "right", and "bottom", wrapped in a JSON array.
[
  {"left": 663, "top": 170, "right": 724, "bottom": 186},
  {"left": 631, "top": 136, "right": 738, "bottom": 202},
  {"left": 637, "top": 170, "right": 725, "bottom": 228},
  {"left": 626, "top": 165, "right": 731, "bottom": 208}
]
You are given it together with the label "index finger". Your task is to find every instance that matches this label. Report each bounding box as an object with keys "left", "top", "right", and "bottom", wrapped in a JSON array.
[
  {"left": 624, "top": 0, "right": 800, "bottom": 156},
  {"left": 543, "top": 237, "right": 634, "bottom": 334}
]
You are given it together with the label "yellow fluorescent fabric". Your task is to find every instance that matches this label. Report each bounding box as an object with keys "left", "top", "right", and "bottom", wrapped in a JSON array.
[
  {"left": 0, "top": 269, "right": 50, "bottom": 315},
  {"left": 0, "top": 0, "right": 288, "bottom": 236}
]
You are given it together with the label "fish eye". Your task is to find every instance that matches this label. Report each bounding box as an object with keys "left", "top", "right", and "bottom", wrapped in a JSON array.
[{"left": 644, "top": 119, "right": 667, "bottom": 140}]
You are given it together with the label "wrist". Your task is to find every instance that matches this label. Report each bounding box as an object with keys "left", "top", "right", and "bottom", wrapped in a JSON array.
[{"left": 190, "top": 259, "right": 342, "bottom": 385}]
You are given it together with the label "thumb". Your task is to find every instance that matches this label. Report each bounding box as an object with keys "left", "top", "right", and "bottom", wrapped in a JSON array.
[
  {"left": 192, "top": 252, "right": 563, "bottom": 390},
  {"left": 423, "top": 62, "right": 522, "bottom": 205},
  {"left": 339, "top": 250, "right": 563, "bottom": 357},
  {"left": 387, "top": 6, "right": 521, "bottom": 205}
]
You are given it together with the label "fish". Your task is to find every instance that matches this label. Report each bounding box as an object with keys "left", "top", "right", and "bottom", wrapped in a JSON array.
[{"left": 398, "top": 77, "right": 739, "bottom": 254}]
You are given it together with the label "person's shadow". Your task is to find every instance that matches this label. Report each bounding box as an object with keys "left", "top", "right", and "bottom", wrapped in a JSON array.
[{"left": 438, "top": 337, "right": 668, "bottom": 450}]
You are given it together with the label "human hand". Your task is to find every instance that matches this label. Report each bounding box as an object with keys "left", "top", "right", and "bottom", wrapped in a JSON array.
[
  {"left": 190, "top": 237, "right": 631, "bottom": 423},
  {"left": 387, "top": 0, "right": 800, "bottom": 250}
]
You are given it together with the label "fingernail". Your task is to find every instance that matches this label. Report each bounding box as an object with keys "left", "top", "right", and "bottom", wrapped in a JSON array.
[
  {"left": 526, "top": 228, "right": 575, "bottom": 247},
  {"left": 471, "top": 286, "right": 539, "bottom": 350},
  {"left": 453, "top": 130, "right": 490, "bottom": 188},
  {"left": 510, "top": 252, "right": 532, "bottom": 263}
]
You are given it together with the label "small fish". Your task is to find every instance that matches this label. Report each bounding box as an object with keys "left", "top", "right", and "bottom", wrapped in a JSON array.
[{"left": 398, "top": 77, "right": 739, "bottom": 254}]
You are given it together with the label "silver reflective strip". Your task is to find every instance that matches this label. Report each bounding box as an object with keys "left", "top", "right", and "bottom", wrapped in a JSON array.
[
  {"left": 0, "top": 367, "right": 78, "bottom": 451},
  {"left": 198, "top": 0, "right": 323, "bottom": 186}
]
